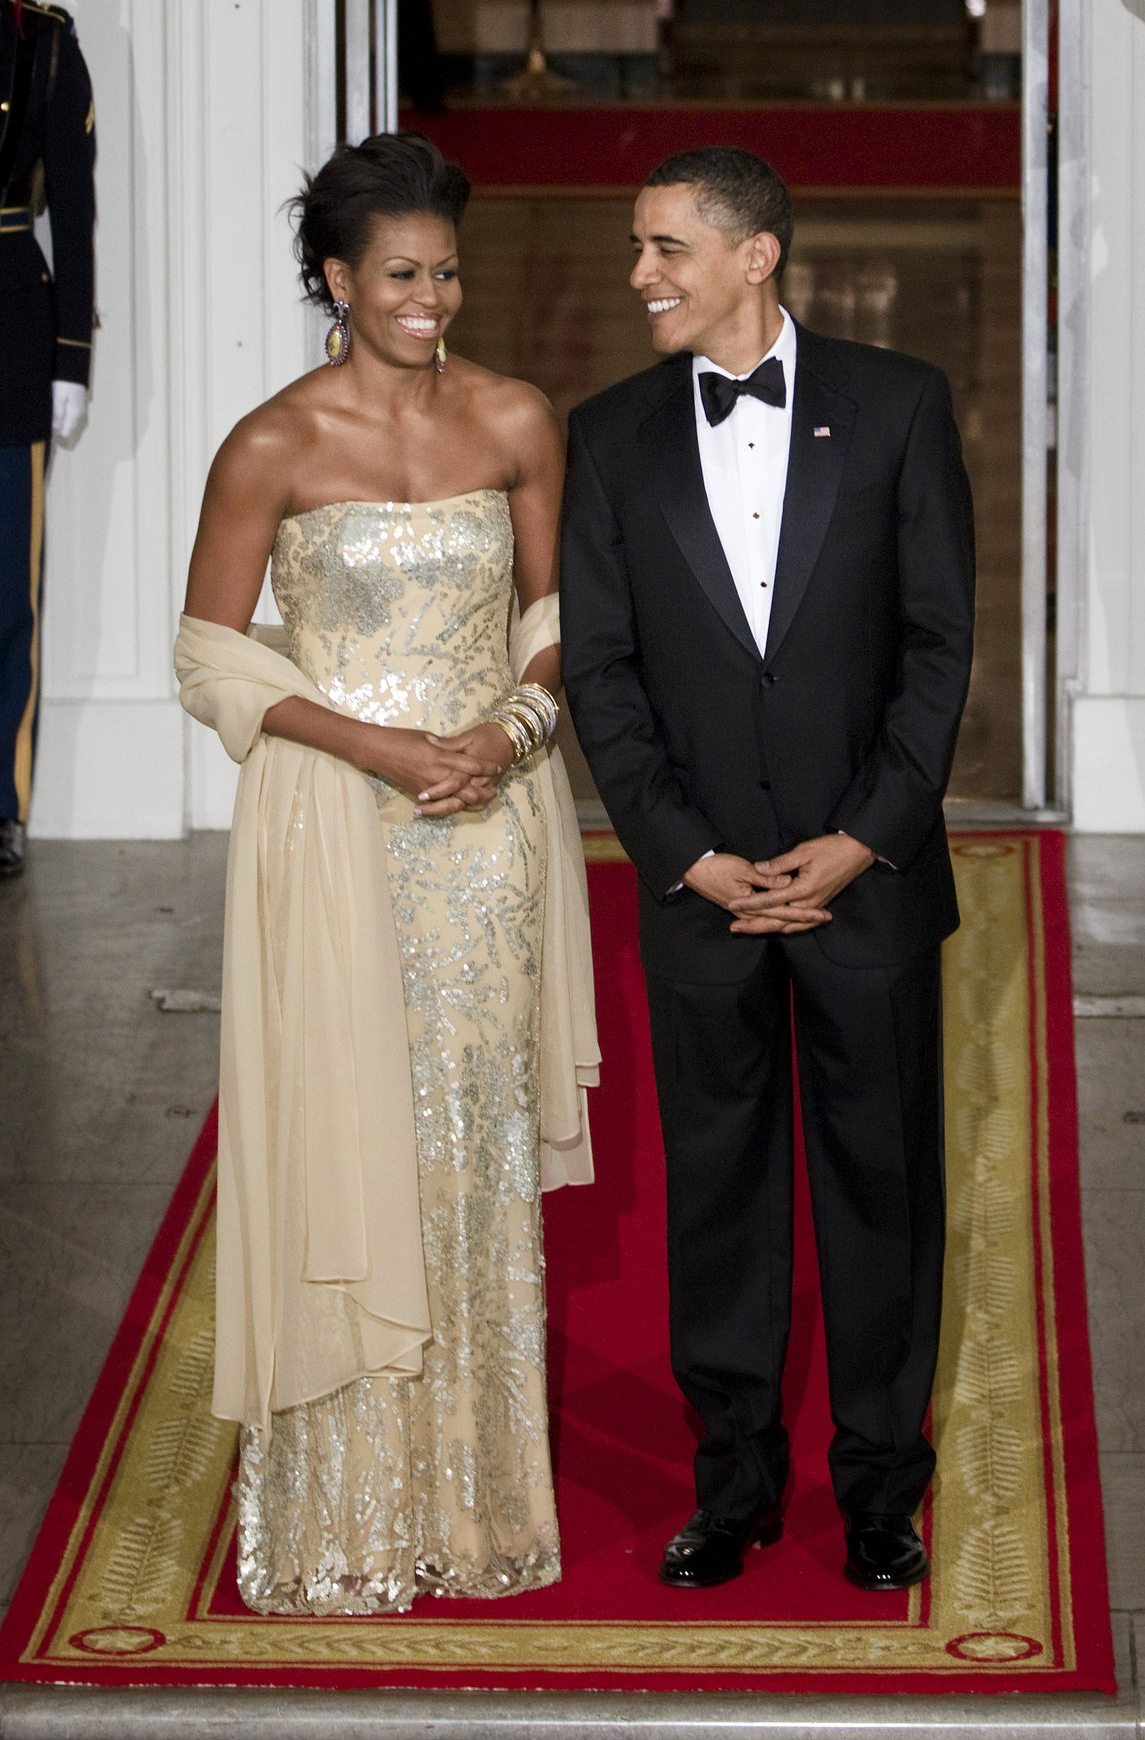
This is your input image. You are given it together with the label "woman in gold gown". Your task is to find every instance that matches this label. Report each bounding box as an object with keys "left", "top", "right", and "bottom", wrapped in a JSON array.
[{"left": 174, "top": 133, "right": 598, "bottom": 1616}]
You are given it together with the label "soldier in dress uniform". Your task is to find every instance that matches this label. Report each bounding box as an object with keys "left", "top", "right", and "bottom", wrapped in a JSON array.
[{"left": 0, "top": 0, "right": 94, "bottom": 876}]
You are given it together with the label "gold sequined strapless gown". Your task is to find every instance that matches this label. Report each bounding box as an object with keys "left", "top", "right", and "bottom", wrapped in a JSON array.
[{"left": 235, "top": 491, "right": 560, "bottom": 1615}]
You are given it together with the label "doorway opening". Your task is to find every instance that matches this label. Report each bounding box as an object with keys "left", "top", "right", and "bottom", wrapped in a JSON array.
[{"left": 323, "top": 0, "right": 1053, "bottom": 817}]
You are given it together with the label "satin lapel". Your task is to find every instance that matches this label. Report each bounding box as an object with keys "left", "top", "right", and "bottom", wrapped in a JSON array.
[
  {"left": 763, "top": 342, "right": 857, "bottom": 666},
  {"left": 639, "top": 372, "right": 759, "bottom": 662}
]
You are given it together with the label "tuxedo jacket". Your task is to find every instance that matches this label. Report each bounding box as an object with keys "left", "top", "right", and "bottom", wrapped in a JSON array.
[{"left": 560, "top": 322, "right": 976, "bottom": 980}]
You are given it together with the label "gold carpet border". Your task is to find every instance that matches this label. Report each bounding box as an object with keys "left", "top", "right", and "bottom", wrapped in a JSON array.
[{"left": 22, "top": 835, "right": 1073, "bottom": 1678}]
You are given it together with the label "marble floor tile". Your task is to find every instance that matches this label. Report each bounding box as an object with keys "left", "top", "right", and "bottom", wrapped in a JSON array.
[
  {"left": 1075, "top": 1020, "right": 1145, "bottom": 1190},
  {"left": 0, "top": 1442, "right": 69, "bottom": 1606},
  {"left": 0, "top": 1021, "right": 218, "bottom": 1186},
  {"left": 0, "top": 1183, "right": 175, "bottom": 1445},
  {"left": 1068, "top": 836, "right": 1145, "bottom": 998},
  {"left": 0, "top": 837, "right": 224, "bottom": 1184},
  {"left": 1100, "top": 1452, "right": 1145, "bottom": 1611},
  {"left": 0, "top": 1664, "right": 1137, "bottom": 1740},
  {"left": 1082, "top": 1186, "right": 1145, "bottom": 1454}
]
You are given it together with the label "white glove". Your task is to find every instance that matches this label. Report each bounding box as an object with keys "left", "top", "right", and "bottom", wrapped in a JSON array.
[{"left": 51, "top": 379, "right": 88, "bottom": 444}]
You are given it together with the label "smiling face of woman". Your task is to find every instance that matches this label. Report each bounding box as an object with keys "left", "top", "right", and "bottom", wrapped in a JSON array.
[{"left": 323, "top": 211, "right": 463, "bottom": 370}]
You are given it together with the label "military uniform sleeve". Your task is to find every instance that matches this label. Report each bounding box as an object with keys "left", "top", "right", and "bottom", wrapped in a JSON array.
[{"left": 41, "top": 14, "right": 95, "bottom": 387}]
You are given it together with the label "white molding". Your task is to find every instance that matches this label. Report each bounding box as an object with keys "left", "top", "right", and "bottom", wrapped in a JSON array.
[
  {"left": 1020, "top": 0, "right": 1050, "bottom": 810},
  {"left": 345, "top": 0, "right": 372, "bottom": 141},
  {"left": 306, "top": 0, "right": 339, "bottom": 174},
  {"left": 37, "top": 1, "right": 174, "bottom": 708},
  {"left": 1055, "top": 0, "right": 1089, "bottom": 816},
  {"left": 28, "top": 0, "right": 315, "bottom": 838},
  {"left": 304, "top": 0, "right": 338, "bottom": 373},
  {"left": 377, "top": 0, "right": 399, "bottom": 132},
  {"left": 1073, "top": 696, "right": 1145, "bottom": 831},
  {"left": 30, "top": 2, "right": 181, "bottom": 838},
  {"left": 33, "top": 699, "right": 185, "bottom": 839},
  {"left": 171, "top": 0, "right": 311, "bottom": 829},
  {"left": 1067, "top": 0, "right": 1145, "bottom": 831}
]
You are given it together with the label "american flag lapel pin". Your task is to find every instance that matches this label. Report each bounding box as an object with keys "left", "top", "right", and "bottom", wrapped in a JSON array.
[{"left": 813, "top": 425, "right": 831, "bottom": 438}]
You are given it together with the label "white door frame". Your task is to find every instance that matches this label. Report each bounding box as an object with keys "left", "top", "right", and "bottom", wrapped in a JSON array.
[
  {"left": 1053, "top": 0, "right": 1089, "bottom": 820},
  {"left": 1022, "top": 0, "right": 1051, "bottom": 810}
]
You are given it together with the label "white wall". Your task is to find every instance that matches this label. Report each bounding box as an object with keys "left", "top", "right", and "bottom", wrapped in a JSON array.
[
  {"left": 1064, "top": 0, "right": 1145, "bottom": 829},
  {"left": 30, "top": 0, "right": 318, "bottom": 838}
]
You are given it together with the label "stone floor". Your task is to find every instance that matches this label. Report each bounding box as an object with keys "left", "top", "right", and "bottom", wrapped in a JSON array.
[{"left": 0, "top": 830, "right": 1142, "bottom": 1737}]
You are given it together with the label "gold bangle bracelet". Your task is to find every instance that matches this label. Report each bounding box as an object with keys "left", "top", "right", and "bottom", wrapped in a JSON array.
[
  {"left": 487, "top": 682, "right": 559, "bottom": 763},
  {"left": 517, "top": 682, "right": 559, "bottom": 739},
  {"left": 490, "top": 712, "right": 530, "bottom": 762}
]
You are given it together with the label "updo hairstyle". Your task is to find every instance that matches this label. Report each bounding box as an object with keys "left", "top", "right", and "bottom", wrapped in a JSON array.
[{"left": 291, "top": 131, "right": 470, "bottom": 313}]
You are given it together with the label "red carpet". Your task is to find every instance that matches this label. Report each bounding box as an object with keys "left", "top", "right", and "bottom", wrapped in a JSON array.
[{"left": 0, "top": 833, "right": 1115, "bottom": 1692}]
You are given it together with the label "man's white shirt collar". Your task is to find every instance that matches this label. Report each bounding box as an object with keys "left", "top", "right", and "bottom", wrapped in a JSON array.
[{"left": 692, "top": 304, "right": 797, "bottom": 386}]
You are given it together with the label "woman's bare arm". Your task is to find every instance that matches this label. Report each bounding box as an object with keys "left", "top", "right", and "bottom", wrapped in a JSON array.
[
  {"left": 506, "top": 385, "right": 564, "bottom": 695},
  {"left": 184, "top": 411, "right": 290, "bottom": 629}
]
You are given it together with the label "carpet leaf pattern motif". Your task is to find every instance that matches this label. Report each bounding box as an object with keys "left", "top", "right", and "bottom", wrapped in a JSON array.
[
  {"left": 954, "top": 1420, "right": 1025, "bottom": 1503},
  {"left": 145, "top": 1417, "right": 225, "bottom": 1498},
  {"left": 952, "top": 1336, "right": 1023, "bottom": 1409},
  {"left": 98, "top": 1516, "right": 184, "bottom": 1620},
  {"left": 937, "top": 843, "right": 1044, "bottom": 1648},
  {"left": 954, "top": 1520, "right": 1035, "bottom": 1629},
  {"left": 0, "top": 834, "right": 1116, "bottom": 1694}
]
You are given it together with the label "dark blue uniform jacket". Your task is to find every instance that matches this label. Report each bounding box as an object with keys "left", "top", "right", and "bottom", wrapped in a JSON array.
[{"left": 0, "top": 0, "right": 95, "bottom": 445}]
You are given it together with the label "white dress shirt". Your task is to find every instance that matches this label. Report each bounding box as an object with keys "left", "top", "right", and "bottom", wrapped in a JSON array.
[
  {"left": 692, "top": 307, "right": 797, "bottom": 658},
  {"left": 677, "top": 313, "right": 884, "bottom": 881}
]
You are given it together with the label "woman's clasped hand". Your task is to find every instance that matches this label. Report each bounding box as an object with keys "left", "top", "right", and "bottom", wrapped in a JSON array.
[{"left": 356, "top": 720, "right": 514, "bottom": 815}]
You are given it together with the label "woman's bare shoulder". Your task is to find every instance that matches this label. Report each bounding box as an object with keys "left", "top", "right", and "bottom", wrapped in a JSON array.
[
  {"left": 220, "top": 373, "right": 325, "bottom": 463},
  {"left": 207, "top": 372, "right": 327, "bottom": 499},
  {"left": 452, "top": 354, "right": 559, "bottom": 436}
]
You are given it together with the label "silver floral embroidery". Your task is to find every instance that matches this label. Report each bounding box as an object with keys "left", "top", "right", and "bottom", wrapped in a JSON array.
[{"left": 239, "top": 492, "right": 558, "bottom": 1616}]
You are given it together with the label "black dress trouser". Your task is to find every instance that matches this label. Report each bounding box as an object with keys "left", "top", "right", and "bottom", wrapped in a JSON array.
[{"left": 645, "top": 931, "right": 945, "bottom": 1523}]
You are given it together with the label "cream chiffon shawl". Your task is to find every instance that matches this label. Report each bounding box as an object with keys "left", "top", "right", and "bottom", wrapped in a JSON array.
[{"left": 174, "top": 600, "right": 599, "bottom": 1434}]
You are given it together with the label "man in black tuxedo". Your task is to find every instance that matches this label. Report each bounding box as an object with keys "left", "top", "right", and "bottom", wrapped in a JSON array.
[{"left": 560, "top": 148, "right": 974, "bottom": 1593}]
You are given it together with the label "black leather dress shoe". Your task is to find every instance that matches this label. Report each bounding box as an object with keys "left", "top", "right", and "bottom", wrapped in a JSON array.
[
  {"left": 843, "top": 1512, "right": 929, "bottom": 1591},
  {"left": 0, "top": 819, "right": 25, "bottom": 879},
  {"left": 659, "top": 1503, "right": 784, "bottom": 1588}
]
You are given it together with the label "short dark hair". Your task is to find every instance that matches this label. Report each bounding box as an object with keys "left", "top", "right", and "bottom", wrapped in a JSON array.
[
  {"left": 644, "top": 146, "right": 793, "bottom": 277},
  {"left": 290, "top": 131, "right": 470, "bottom": 311}
]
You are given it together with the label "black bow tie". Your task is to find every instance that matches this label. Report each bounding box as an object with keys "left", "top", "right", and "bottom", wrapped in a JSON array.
[{"left": 698, "top": 357, "right": 786, "bottom": 426}]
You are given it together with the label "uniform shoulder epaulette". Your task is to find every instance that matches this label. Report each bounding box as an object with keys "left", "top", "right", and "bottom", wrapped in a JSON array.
[{"left": 17, "top": 0, "right": 73, "bottom": 25}]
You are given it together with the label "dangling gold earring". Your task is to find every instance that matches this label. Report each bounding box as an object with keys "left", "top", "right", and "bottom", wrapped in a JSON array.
[
  {"left": 325, "top": 299, "right": 351, "bottom": 366},
  {"left": 434, "top": 335, "right": 447, "bottom": 374}
]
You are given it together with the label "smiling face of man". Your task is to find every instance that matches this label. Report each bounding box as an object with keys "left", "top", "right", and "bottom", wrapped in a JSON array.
[{"left": 629, "top": 182, "right": 783, "bottom": 373}]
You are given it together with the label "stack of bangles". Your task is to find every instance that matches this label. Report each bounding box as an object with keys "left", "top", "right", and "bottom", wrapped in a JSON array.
[{"left": 488, "top": 683, "right": 559, "bottom": 763}]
